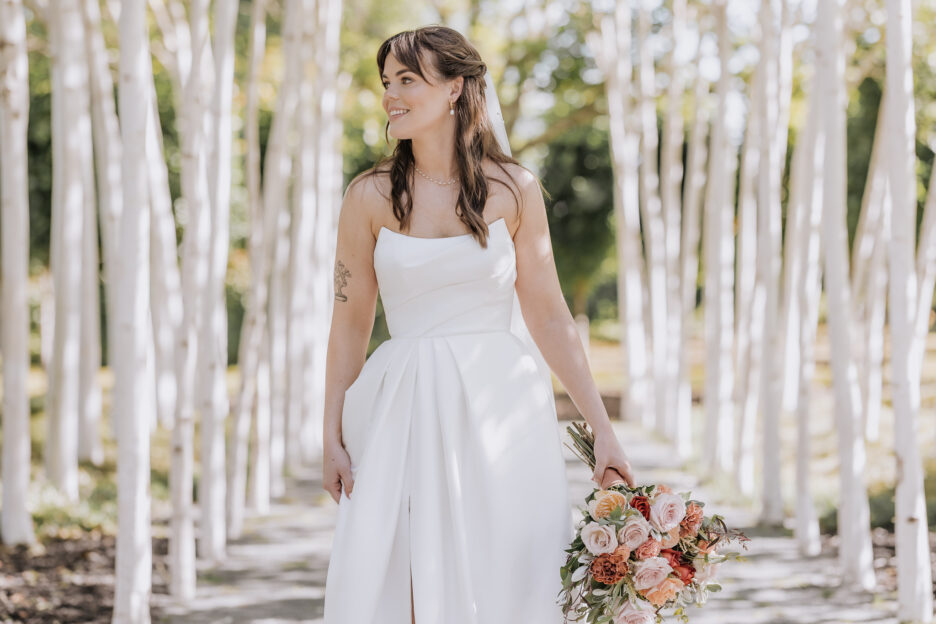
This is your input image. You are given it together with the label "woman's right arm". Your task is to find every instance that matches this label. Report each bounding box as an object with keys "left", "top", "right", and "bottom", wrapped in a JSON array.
[{"left": 322, "top": 176, "right": 379, "bottom": 501}]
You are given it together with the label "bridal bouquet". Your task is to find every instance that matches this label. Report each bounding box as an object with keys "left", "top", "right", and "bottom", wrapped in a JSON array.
[{"left": 558, "top": 422, "right": 749, "bottom": 623}]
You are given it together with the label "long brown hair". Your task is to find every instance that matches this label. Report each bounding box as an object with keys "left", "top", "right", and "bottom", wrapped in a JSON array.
[{"left": 352, "top": 25, "right": 546, "bottom": 248}]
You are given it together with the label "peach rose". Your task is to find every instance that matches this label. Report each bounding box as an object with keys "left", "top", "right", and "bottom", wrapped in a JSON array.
[
  {"left": 649, "top": 493, "right": 687, "bottom": 533},
  {"left": 630, "top": 557, "right": 673, "bottom": 590},
  {"left": 617, "top": 513, "right": 652, "bottom": 550},
  {"left": 633, "top": 537, "right": 662, "bottom": 560},
  {"left": 589, "top": 545, "right": 631, "bottom": 585},
  {"left": 655, "top": 484, "right": 673, "bottom": 495},
  {"left": 640, "top": 576, "right": 684, "bottom": 606},
  {"left": 679, "top": 502, "right": 703, "bottom": 537},
  {"left": 612, "top": 599, "right": 655, "bottom": 624},
  {"left": 589, "top": 490, "right": 629, "bottom": 520},
  {"left": 581, "top": 521, "right": 618, "bottom": 555},
  {"left": 660, "top": 526, "right": 681, "bottom": 549}
]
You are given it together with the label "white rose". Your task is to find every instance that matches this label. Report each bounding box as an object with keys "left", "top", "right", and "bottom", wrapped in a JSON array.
[
  {"left": 613, "top": 599, "right": 655, "bottom": 624},
  {"left": 581, "top": 521, "right": 618, "bottom": 555},
  {"left": 649, "top": 493, "right": 687, "bottom": 533},
  {"left": 617, "top": 513, "right": 651, "bottom": 550},
  {"left": 631, "top": 557, "right": 674, "bottom": 590}
]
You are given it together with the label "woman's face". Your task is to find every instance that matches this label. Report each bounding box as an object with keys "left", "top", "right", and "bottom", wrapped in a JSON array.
[{"left": 381, "top": 51, "right": 461, "bottom": 141}]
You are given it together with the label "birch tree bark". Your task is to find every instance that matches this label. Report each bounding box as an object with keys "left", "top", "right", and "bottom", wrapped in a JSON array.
[
  {"left": 733, "top": 64, "right": 761, "bottom": 497},
  {"left": 816, "top": 0, "right": 876, "bottom": 591},
  {"left": 703, "top": 0, "right": 736, "bottom": 475},
  {"left": 268, "top": 0, "right": 304, "bottom": 497},
  {"left": 113, "top": 0, "right": 153, "bottom": 619},
  {"left": 197, "top": 0, "right": 238, "bottom": 564},
  {"left": 660, "top": 0, "right": 686, "bottom": 443},
  {"left": 676, "top": 54, "right": 709, "bottom": 460},
  {"left": 229, "top": 0, "right": 268, "bottom": 540},
  {"left": 786, "top": 54, "right": 824, "bottom": 556},
  {"left": 0, "top": 0, "right": 37, "bottom": 546},
  {"left": 146, "top": 48, "right": 183, "bottom": 430},
  {"left": 46, "top": 0, "right": 87, "bottom": 502},
  {"left": 169, "top": 0, "right": 213, "bottom": 597},
  {"left": 885, "top": 0, "right": 935, "bottom": 618},
  {"left": 757, "top": 0, "right": 785, "bottom": 526},
  {"left": 591, "top": 3, "right": 649, "bottom": 428},
  {"left": 636, "top": 0, "right": 668, "bottom": 436},
  {"left": 81, "top": 0, "right": 121, "bottom": 377},
  {"left": 303, "top": 0, "right": 345, "bottom": 463}
]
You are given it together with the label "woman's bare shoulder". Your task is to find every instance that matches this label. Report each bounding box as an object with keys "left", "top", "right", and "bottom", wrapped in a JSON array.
[{"left": 342, "top": 167, "right": 393, "bottom": 234}]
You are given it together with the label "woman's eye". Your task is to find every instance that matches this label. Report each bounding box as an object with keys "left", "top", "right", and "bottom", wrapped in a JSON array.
[{"left": 382, "top": 77, "right": 412, "bottom": 88}]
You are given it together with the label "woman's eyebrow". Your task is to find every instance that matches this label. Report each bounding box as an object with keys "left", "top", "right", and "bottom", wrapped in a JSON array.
[{"left": 380, "top": 69, "right": 411, "bottom": 79}]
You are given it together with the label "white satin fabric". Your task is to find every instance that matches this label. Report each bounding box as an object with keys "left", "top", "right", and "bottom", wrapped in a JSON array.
[{"left": 323, "top": 216, "right": 572, "bottom": 623}]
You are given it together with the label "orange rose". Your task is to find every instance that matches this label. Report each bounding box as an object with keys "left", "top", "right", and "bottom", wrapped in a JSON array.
[
  {"left": 656, "top": 484, "right": 673, "bottom": 495},
  {"left": 593, "top": 490, "right": 629, "bottom": 519},
  {"left": 589, "top": 545, "right": 631, "bottom": 585},
  {"left": 679, "top": 502, "right": 703, "bottom": 537},
  {"left": 634, "top": 537, "right": 661, "bottom": 560},
  {"left": 639, "top": 576, "right": 684, "bottom": 606}
]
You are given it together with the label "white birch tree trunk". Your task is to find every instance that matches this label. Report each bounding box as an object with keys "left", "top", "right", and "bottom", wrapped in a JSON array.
[
  {"left": 197, "top": 0, "right": 237, "bottom": 564},
  {"left": 169, "top": 0, "right": 213, "bottom": 598},
  {"left": 787, "top": 54, "right": 824, "bottom": 556},
  {"left": 112, "top": 0, "right": 152, "bottom": 619},
  {"left": 794, "top": 118, "right": 824, "bottom": 558},
  {"left": 229, "top": 0, "right": 268, "bottom": 540},
  {"left": 79, "top": 92, "right": 103, "bottom": 465},
  {"left": 591, "top": 4, "right": 649, "bottom": 428},
  {"left": 733, "top": 65, "right": 761, "bottom": 497},
  {"left": 660, "top": 0, "right": 686, "bottom": 444},
  {"left": 816, "top": 0, "right": 876, "bottom": 591},
  {"left": 146, "top": 49, "right": 183, "bottom": 431},
  {"left": 757, "top": 0, "right": 785, "bottom": 526},
  {"left": 636, "top": 1, "right": 667, "bottom": 436},
  {"left": 268, "top": 0, "right": 304, "bottom": 496},
  {"left": 303, "top": 0, "right": 345, "bottom": 464},
  {"left": 676, "top": 59, "right": 709, "bottom": 461},
  {"left": 850, "top": 103, "right": 887, "bottom": 442},
  {"left": 0, "top": 0, "right": 37, "bottom": 546},
  {"left": 885, "top": 0, "right": 935, "bottom": 618},
  {"left": 46, "top": 0, "right": 87, "bottom": 503},
  {"left": 703, "top": 0, "right": 736, "bottom": 475},
  {"left": 81, "top": 0, "right": 121, "bottom": 379}
]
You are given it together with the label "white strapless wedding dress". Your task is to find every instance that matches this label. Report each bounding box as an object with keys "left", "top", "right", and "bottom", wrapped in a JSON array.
[{"left": 323, "top": 216, "right": 572, "bottom": 624}]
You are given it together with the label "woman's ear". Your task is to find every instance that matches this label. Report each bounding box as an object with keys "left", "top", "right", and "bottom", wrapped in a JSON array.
[{"left": 450, "top": 75, "right": 464, "bottom": 101}]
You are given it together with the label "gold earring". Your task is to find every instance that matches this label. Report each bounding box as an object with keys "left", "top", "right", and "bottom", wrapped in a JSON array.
[{"left": 449, "top": 100, "right": 455, "bottom": 116}]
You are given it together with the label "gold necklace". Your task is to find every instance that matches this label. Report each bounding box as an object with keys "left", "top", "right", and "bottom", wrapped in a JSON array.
[{"left": 414, "top": 165, "right": 457, "bottom": 186}]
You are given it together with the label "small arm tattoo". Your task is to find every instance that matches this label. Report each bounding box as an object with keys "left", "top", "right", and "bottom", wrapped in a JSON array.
[{"left": 334, "top": 260, "right": 351, "bottom": 302}]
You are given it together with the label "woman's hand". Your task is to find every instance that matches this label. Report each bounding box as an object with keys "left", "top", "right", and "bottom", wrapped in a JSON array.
[
  {"left": 592, "top": 430, "right": 636, "bottom": 489},
  {"left": 323, "top": 438, "right": 355, "bottom": 503}
]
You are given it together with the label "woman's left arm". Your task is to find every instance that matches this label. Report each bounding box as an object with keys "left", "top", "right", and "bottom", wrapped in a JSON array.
[{"left": 511, "top": 169, "right": 636, "bottom": 489}]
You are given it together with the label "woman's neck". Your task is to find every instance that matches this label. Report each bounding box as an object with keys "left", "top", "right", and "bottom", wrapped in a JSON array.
[{"left": 410, "top": 132, "right": 458, "bottom": 181}]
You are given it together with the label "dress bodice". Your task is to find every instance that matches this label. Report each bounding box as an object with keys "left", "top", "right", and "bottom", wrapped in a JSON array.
[{"left": 374, "top": 217, "right": 517, "bottom": 338}]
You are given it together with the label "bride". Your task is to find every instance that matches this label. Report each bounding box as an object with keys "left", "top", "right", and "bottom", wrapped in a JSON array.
[{"left": 322, "top": 24, "right": 635, "bottom": 623}]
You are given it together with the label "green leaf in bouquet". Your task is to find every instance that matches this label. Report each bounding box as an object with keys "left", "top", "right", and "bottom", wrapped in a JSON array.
[{"left": 706, "top": 583, "right": 722, "bottom": 592}]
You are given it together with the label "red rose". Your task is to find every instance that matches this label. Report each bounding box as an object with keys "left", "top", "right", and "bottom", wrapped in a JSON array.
[
  {"left": 659, "top": 548, "right": 684, "bottom": 569},
  {"left": 630, "top": 495, "right": 651, "bottom": 521},
  {"left": 672, "top": 563, "right": 695, "bottom": 584}
]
